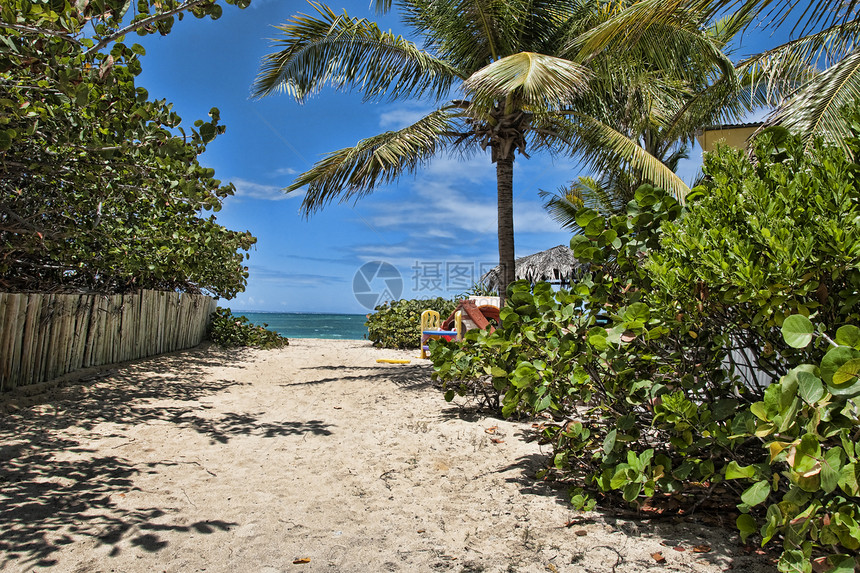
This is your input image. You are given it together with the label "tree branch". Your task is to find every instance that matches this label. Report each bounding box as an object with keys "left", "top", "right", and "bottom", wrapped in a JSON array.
[
  {"left": 0, "top": 22, "right": 83, "bottom": 45},
  {"left": 84, "top": 0, "right": 214, "bottom": 57}
]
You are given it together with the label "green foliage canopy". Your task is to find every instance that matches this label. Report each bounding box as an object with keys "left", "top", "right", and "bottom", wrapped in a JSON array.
[
  {"left": 1, "top": 0, "right": 255, "bottom": 297},
  {"left": 431, "top": 118, "right": 860, "bottom": 571}
]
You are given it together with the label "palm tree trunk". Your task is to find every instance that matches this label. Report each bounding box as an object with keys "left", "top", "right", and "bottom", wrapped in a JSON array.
[{"left": 496, "top": 156, "right": 516, "bottom": 307}]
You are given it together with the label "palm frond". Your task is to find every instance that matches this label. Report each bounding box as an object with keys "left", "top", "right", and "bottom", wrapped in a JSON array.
[
  {"left": 254, "top": 2, "right": 461, "bottom": 102},
  {"left": 463, "top": 52, "right": 590, "bottom": 109},
  {"left": 400, "top": 0, "right": 502, "bottom": 73},
  {"left": 539, "top": 187, "right": 583, "bottom": 231},
  {"left": 539, "top": 174, "right": 629, "bottom": 232},
  {"left": 735, "top": 18, "right": 860, "bottom": 107},
  {"left": 704, "top": 0, "right": 860, "bottom": 35},
  {"left": 573, "top": 0, "right": 714, "bottom": 61},
  {"left": 562, "top": 113, "right": 691, "bottom": 200},
  {"left": 287, "top": 108, "right": 462, "bottom": 215},
  {"left": 767, "top": 47, "right": 860, "bottom": 152}
]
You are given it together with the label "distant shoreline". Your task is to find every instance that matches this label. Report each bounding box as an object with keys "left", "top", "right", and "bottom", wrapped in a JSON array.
[
  {"left": 229, "top": 310, "right": 368, "bottom": 316},
  {"left": 237, "top": 311, "right": 369, "bottom": 341}
]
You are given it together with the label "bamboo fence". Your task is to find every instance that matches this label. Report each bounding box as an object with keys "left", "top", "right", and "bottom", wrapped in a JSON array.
[{"left": 0, "top": 290, "right": 216, "bottom": 391}]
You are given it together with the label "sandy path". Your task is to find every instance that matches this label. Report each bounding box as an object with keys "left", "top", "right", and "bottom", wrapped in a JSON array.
[{"left": 0, "top": 339, "right": 775, "bottom": 572}]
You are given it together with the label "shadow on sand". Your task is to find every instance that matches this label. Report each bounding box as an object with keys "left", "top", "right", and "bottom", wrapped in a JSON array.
[
  {"left": 293, "top": 362, "right": 435, "bottom": 392},
  {"left": 496, "top": 452, "right": 777, "bottom": 571},
  {"left": 0, "top": 345, "right": 329, "bottom": 569}
]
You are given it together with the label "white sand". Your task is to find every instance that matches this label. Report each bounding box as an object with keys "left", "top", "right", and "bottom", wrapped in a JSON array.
[{"left": 0, "top": 339, "right": 775, "bottom": 572}]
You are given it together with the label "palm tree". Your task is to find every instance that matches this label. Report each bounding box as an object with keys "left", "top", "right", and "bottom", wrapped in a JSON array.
[
  {"left": 539, "top": 4, "right": 776, "bottom": 228},
  {"left": 578, "top": 0, "right": 860, "bottom": 153},
  {"left": 253, "top": 0, "right": 730, "bottom": 303}
]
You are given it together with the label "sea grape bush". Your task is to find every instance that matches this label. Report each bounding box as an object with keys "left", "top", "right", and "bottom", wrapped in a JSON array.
[
  {"left": 366, "top": 297, "right": 457, "bottom": 349},
  {"left": 725, "top": 316, "right": 860, "bottom": 572},
  {"left": 1, "top": 0, "right": 256, "bottom": 297},
  {"left": 649, "top": 125, "right": 860, "bottom": 388},
  {"left": 208, "top": 307, "right": 289, "bottom": 349},
  {"left": 430, "top": 282, "right": 583, "bottom": 411},
  {"left": 431, "top": 124, "right": 860, "bottom": 572}
]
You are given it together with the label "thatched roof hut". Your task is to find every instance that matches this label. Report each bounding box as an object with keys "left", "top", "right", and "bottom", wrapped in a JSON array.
[{"left": 480, "top": 245, "right": 587, "bottom": 290}]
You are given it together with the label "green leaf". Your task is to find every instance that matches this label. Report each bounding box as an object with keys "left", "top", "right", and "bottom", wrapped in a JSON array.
[
  {"left": 835, "top": 325, "right": 860, "bottom": 348},
  {"left": 821, "top": 346, "right": 860, "bottom": 384},
  {"left": 622, "top": 302, "right": 650, "bottom": 323},
  {"left": 712, "top": 399, "right": 739, "bottom": 421},
  {"left": 736, "top": 513, "right": 757, "bottom": 543},
  {"left": 587, "top": 327, "right": 609, "bottom": 350},
  {"left": 603, "top": 429, "right": 617, "bottom": 455},
  {"left": 511, "top": 362, "right": 537, "bottom": 388},
  {"left": 762, "top": 503, "right": 783, "bottom": 544},
  {"left": 750, "top": 401, "right": 769, "bottom": 421},
  {"left": 782, "top": 314, "right": 814, "bottom": 348},
  {"left": 575, "top": 209, "right": 599, "bottom": 229},
  {"left": 830, "top": 358, "right": 860, "bottom": 396},
  {"left": 778, "top": 549, "right": 808, "bottom": 573},
  {"left": 725, "top": 461, "right": 756, "bottom": 480},
  {"left": 740, "top": 480, "right": 771, "bottom": 507},
  {"left": 797, "top": 370, "right": 825, "bottom": 404},
  {"left": 490, "top": 366, "right": 508, "bottom": 378},
  {"left": 821, "top": 448, "right": 845, "bottom": 494},
  {"left": 0, "top": 129, "right": 12, "bottom": 151},
  {"left": 199, "top": 122, "right": 216, "bottom": 143},
  {"left": 826, "top": 555, "right": 858, "bottom": 573},
  {"left": 622, "top": 481, "right": 642, "bottom": 502},
  {"left": 838, "top": 463, "right": 860, "bottom": 496}
]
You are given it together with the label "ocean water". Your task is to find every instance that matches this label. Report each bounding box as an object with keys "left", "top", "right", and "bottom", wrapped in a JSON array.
[{"left": 235, "top": 312, "right": 369, "bottom": 340}]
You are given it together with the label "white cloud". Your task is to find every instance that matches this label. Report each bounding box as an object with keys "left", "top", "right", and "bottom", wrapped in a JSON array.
[
  {"left": 230, "top": 295, "right": 265, "bottom": 309},
  {"left": 378, "top": 105, "right": 433, "bottom": 129},
  {"left": 272, "top": 167, "right": 298, "bottom": 176},
  {"left": 230, "top": 178, "right": 305, "bottom": 201},
  {"left": 423, "top": 154, "right": 495, "bottom": 184},
  {"left": 231, "top": 178, "right": 289, "bottom": 201},
  {"left": 367, "top": 180, "right": 556, "bottom": 236}
]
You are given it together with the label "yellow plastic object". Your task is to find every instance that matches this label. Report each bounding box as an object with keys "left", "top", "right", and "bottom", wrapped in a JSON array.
[
  {"left": 376, "top": 359, "right": 411, "bottom": 364},
  {"left": 419, "top": 309, "right": 441, "bottom": 359},
  {"left": 420, "top": 309, "right": 462, "bottom": 359}
]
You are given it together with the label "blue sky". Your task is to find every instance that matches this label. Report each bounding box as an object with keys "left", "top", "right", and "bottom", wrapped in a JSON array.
[{"left": 135, "top": 0, "right": 786, "bottom": 314}]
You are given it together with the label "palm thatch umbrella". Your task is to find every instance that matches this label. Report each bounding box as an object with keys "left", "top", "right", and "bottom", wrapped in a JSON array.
[{"left": 480, "top": 245, "right": 588, "bottom": 291}]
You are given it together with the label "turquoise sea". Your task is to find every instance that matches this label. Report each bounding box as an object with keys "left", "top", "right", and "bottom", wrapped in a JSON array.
[{"left": 235, "top": 312, "right": 368, "bottom": 340}]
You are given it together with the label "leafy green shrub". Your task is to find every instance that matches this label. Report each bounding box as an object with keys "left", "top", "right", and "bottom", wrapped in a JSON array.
[
  {"left": 208, "top": 307, "right": 289, "bottom": 349},
  {"left": 366, "top": 297, "right": 458, "bottom": 349},
  {"left": 725, "top": 316, "right": 860, "bottom": 572},
  {"left": 649, "top": 125, "right": 860, "bottom": 389},
  {"left": 430, "top": 122, "right": 860, "bottom": 571}
]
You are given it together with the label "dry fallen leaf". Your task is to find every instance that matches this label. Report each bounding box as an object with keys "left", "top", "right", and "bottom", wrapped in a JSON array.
[
  {"left": 574, "top": 530, "right": 587, "bottom": 537},
  {"left": 485, "top": 426, "right": 498, "bottom": 434},
  {"left": 490, "top": 438, "right": 505, "bottom": 444},
  {"left": 673, "top": 546, "right": 686, "bottom": 552},
  {"left": 293, "top": 558, "right": 311, "bottom": 564},
  {"left": 693, "top": 545, "right": 712, "bottom": 553},
  {"left": 651, "top": 552, "right": 666, "bottom": 564}
]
